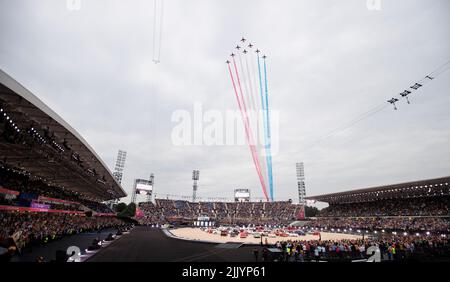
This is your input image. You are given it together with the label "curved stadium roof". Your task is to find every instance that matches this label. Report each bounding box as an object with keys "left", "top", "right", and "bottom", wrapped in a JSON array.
[
  {"left": 0, "top": 69, "right": 126, "bottom": 201},
  {"left": 306, "top": 177, "right": 450, "bottom": 204}
]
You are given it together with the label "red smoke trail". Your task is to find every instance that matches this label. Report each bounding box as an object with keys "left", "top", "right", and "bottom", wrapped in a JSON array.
[
  {"left": 232, "top": 57, "right": 269, "bottom": 200},
  {"left": 229, "top": 59, "right": 269, "bottom": 201}
]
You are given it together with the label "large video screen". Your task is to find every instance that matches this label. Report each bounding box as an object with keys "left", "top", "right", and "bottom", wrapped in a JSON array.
[
  {"left": 136, "top": 183, "right": 152, "bottom": 191},
  {"left": 235, "top": 192, "right": 250, "bottom": 198},
  {"left": 136, "top": 181, "right": 152, "bottom": 195}
]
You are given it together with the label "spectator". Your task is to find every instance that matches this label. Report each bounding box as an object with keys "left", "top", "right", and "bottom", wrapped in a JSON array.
[
  {"left": 253, "top": 248, "right": 259, "bottom": 262},
  {"left": 0, "top": 211, "right": 127, "bottom": 252}
]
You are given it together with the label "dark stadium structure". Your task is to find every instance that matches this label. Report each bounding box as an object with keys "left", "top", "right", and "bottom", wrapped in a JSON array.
[
  {"left": 0, "top": 70, "right": 126, "bottom": 200},
  {"left": 306, "top": 176, "right": 449, "bottom": 205},
  {"left": 137, "top": 199, "right": 303, "bottom": 226},
  {"left": 0, "top": 70, "right": 129, "bottom": 262},
  {"left": 304, "top": 177, "right": 449, "bottom": 235},
  {"left": 290, "top": 177, "right": 449, "bottom": 262},
  {"left": 88, "top": 226, "right": 269, "bottom": 262}
]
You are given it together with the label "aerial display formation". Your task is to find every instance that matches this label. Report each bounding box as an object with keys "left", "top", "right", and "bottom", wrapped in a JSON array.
[{"left": 226, "top": 37, "right": 274, "bottom": 202}]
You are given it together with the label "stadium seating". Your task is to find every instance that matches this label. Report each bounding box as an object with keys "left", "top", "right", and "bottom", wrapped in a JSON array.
[
  {"left": 0, "top": 166, "right": 114, "bottom": 214},
  {"left": 319, "top": 197, "right": 449, "bottom": 217},
  {"left": 0, "top": 211, "right": 127, "bottom": 252},
  {"left": 308, "top": 195, "right": 450, "bottom": 233},
  {"left": 273, "top": 234, "right": 449, "bottom": 262},
  {"left": 308, "top": 217, "right": 449, "bottom": 232},
  {"left": 138, "top": 199, "right": 301, "bottom": 225}
]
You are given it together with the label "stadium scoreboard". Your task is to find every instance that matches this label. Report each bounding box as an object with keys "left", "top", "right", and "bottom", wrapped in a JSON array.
[
  {"left": 135, "top": 179, "right": 153, "bottom": 195},
  {"left": 234, "top": 189, "right": 250, "bottom": 202}
]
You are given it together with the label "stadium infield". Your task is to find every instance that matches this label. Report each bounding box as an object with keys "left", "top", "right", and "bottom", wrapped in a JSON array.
[
  {"left": 88, "top": 226, "right": 267, "bottom": 262},
  {"left": 169, "top": 227, "right": 362, "bottom": 244},
  {"left": 88, "top": 226, "right": 364, "bottom": 262}
]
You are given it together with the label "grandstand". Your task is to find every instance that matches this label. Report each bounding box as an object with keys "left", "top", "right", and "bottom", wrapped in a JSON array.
[
  {"left": 138, "top": 199, "right": 302, "bottom": 226},
  {"left": 305, "top": 177, "right": 450, "bottom": 233},
  {"left": 133, "top": 178, "right": 449, "bottom": 262},
  {"left": 306, "top": 177, "right": 449, "bottom": 205},
  {"left": 0, "top": 70, "right": 126, "bottom": 201},
  {"left": 0, "top": 70, "right": 129, "bottom": 260}
]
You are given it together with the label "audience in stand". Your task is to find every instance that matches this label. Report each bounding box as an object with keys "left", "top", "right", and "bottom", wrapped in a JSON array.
[
  {"left": 0, "top": 211, "right": 126, "bottom": 253},
  {"left": 306, "top": 196, "right": 450, "bottom": 233},
  {"left": 138, "top": 200, "right": 300, "bottom": 225},
  {"left": 274, "top": 234, "right": 449, "bottom": 262},
  {"left": 307, "top": 217, "right": 449, "bottom": 232},
  {"left": 138, "top": 202, "right": 165, "bottom": 225},
  {"left": 214, "top": 202, "right": 228, "bottom": 219},
  {"left": 0, "top": 167, "right": 113, "bottom": 213},
  {"left": 137, "top": 195, "right": 450, "bottom": 236},
  {"left": 320, "top": 197, "right": 449, "bottom": 217}
]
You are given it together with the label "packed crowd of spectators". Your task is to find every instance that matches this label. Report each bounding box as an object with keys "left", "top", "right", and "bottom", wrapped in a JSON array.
[
  {"left": 199, "top": 202, "right": 214, "bottom": 214},
  {"left": 0, "top": 167, "right": 113, "bottom": 213},
  {"left": 274, "top": 234, "right": 449, "bottom": 262},
  {"left": 215, "top": 202, "right": 228, "bottom": 218},
  {"left": 308, "top": 195, "right": 450, "bottom": 234},
  {"left": 138, "top": 199, "right": 301, "bottom": 225},
  {"left": 307, "top": 217, "right": 449, "bottom": 232},
  {"left": 319, "top": 197, "right": 450, "bottom": 217},
  {"left": 0, "top": 211, "right": 126, "bottom": 253},
  {"left": 138, "top": 202, "right": 165, "bottom": 225}
]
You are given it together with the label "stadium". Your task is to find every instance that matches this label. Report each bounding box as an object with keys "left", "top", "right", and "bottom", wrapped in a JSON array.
[
  {"left": 0, "top": 69, "right": 448, "bottom": 262},
  {"left": 0, "top": 1, "right": 449, "bottom": 267}
]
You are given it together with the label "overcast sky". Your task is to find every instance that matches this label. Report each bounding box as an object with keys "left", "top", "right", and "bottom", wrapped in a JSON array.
[{"left": 1, "top": 0, "right": 449, "bottom": 205}]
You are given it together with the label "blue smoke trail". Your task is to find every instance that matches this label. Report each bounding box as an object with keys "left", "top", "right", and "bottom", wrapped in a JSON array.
[
  {"left": 263, "top": 57, "right": 274, "bottom": 201},
  {"left": 257, "top": 54, "right": 274, "bottom": 202}
]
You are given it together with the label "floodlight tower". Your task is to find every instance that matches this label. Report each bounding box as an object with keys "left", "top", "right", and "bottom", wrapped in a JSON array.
[
  {"left": 296, "top": 163, "right": 306, "bottom": 204},
  {"left": 109, "top": 150, "right": 126, "bottom": 207},
  {"left": 131, "top": 178, "right": 138, "bottom": 204},
  {"left": 148, "top": 173, "right": 155, "bottom": 202},
  {"left": 113, "top": 150, "right": 127, "bottom": 184},
  {"left": 192, "top": 170, "right": 200, "bottom": 203},
  {"left": 296, "top": 162, "right": 306, "bottom": 219}
]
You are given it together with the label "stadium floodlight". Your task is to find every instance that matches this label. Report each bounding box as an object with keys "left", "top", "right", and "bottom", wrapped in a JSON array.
[
  {"left": 416, "top": 233, "right": 420, "bottom": 237},
  {"left": 113, "top": 150, "right": 127, "bottom": 184},
  {"left": 192, "top": 170, "right": 200, "bottom": 202},
  {"left": 296, "top": 162, "right": 307, "bottom": 207},
  {"left": 403, "top": 232, "right": 408, "bottom": 236},
  {"left": 426, "top": 231, "right": 430, "bottom": 235},
  {"left": 374, "top": 231, "right": 377, "bottom": 234},
  {"left": 192, "top": 170, "right": 200, "bottom": 180}
]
